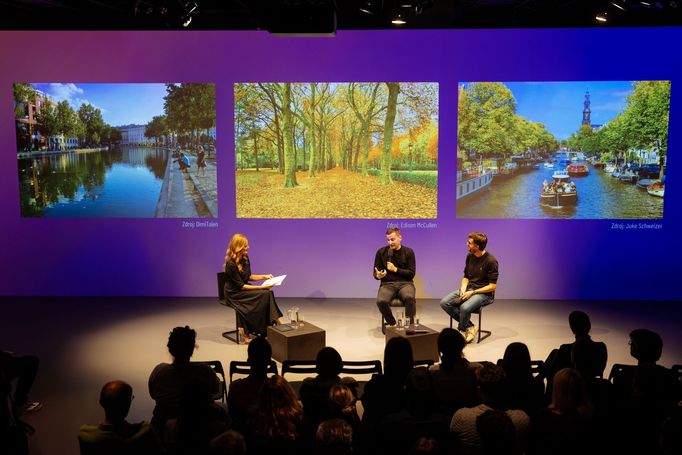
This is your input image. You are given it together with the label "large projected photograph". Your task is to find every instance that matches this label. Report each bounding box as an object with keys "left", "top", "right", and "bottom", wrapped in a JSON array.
[
  {"left": 14, "top": 83, "right": 217, "bottom": 218},
  {"left": 235, "top": 82, "right": 438, "bottom": 218},
  {"left": 456, "top": 81, "right": 669, "bottom": 219}
]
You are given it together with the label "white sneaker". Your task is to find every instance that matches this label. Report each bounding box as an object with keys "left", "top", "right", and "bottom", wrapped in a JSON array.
[{"left": 465, "top": 325, "right": 478, "bottom": 343}]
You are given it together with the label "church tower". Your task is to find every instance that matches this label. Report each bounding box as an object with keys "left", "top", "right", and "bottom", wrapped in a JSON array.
[{"left": 582, "top": 89, "right": 591, "bottom": 127}]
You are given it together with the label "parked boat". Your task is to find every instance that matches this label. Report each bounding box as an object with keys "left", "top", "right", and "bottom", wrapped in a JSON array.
[
  {"left": 618, "top": 169, "right": 638, "bottom": 183},
  {"left": 540, "top": 170, "right": 578, "bottom": 207},
  {"left": 647, "top": 183, "right": 664, "bottom": 198},
  {"left": 457, "top": 170, "right": 493, "bottom": 200},
  {"left": 637, "top": 178, "right": 659, "bottom": 189},
  {"left": 543, "top": 162, "right": 554, "bottom": 169},
  {"left": 566, "top": 163, "right": 589, "bottom": 177}
]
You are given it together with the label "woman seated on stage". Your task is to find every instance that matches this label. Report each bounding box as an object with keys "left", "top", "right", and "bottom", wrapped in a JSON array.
[{"left": 224, "top": 233, "right": 283, "bottom": 343}]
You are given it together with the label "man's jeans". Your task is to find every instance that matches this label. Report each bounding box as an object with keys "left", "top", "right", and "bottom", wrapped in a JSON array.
[{"left": 440, "top": 289, "right": 492, "bottom": 331}]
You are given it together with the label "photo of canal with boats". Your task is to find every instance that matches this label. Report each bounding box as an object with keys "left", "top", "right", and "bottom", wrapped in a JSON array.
[
  {"left": 14, "top": 83, "right": 217, "bottom": 218},
  {"left": 456, "top": 81, "right": 669, "bottom": 219},
  {"left": 456, "top": 153, "right": 664, "bottom": 219}
]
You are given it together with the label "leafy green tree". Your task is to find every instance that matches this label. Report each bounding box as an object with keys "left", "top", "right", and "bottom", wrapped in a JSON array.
[
  {"left": 78, "top": 103, "right": 106, "bottom": 146},
  {"left": 458, "top": 82, "right": 518, "bottom": 158},
  {"left": 145, "top": 115, "right": 168, "bottom": 143},
  {"left": 35, "top": 99, "right": 59, "bottom": 149}
]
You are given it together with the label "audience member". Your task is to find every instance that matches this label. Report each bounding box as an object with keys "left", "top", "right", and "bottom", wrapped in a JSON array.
[
  {"left": 163, "top": 379, "right": 231, "bottom": 455},
  {"left": 247, "top": 375, "right": 303, "bottom": 455},
  {"left": 429, "top": 329, "right": 479, "bottom": 416},
  {"left": 501, "top": 342, "right": 545, "bottom": 417},
  {"left": 78, "top": 380, "right": 161, "bottom": 455},
  {"left": 0, "top": 351, "right": 41, "bottom": 414},
  {"left": 476, "top": 409, "right": 516, "bottom": 455},
  {"left": 315, "top": 418, "right": 353, "bottom": 455},
  {"left": 611, "top": 329, "right": 681, "bottom": 454},
  {"left": 362, "top": 337, "right": 414, "bottom": 425},
  {"left": 148, "top": 326, "right": 220, "bottom": 439},
  {"left": 545, "top": 311, "right": 607, "bottom": 382},
  {"left": 299, "top": 347, "right": 347, "bottom": 427},
  {"left": 379, "top": 367, "right": 451, "bottom": 455},
  {"left": 329, "top": 384, "right": 360, "bottom": 428},
  {"left": 451, "top": 362, "right": 530, "bottom": 455},
  {"left": 532, "top": 368, "right": 595, "bottom": 455},
  {"left": 227, "top": 337, "right": 272, "bottom": 431}
]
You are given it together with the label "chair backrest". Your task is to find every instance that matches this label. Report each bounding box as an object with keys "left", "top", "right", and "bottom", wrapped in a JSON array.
[
  {"left": 608, "top": 363, "right": 636, "bottom": 383},
  {"left": 341, "top": 360, "right": 382, "bottom": 376},
  {"left": 192, "top": 360, "right": 227, "bottom": 403},
  {"left": 229, "top": 359, "right": 279, "bottom": 382},
  {"left": 217, "top": 272, "right": 226, "bottom": 302},
  {"left": 281, "top": 359, "right": 318, "bottom": 378},
  {"left": 530, "top": 360, "right": 546, "bottom": 380},
  {"left": 414, "top": 359, "right": 435, "bottom": 368}
]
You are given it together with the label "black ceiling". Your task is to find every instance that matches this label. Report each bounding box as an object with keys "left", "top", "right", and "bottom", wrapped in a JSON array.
[{"left": 1, "top": 0, "right": 681, "bottom": 31}]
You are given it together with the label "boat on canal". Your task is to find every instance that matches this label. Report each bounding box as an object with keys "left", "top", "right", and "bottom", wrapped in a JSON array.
[
  {"left": 457, "top": 170, "right": 493, "bottom": 200},
  {"left": 540, "top": 170, "right": 578, "bottom": 207},
  {"left": 618, "top": 169, "right": 639, "bottom": 183},
  {"left": 647, "top": 183, "right": 665, "bottom": 198},
  {"left": 566, "top": 163, "right": 589, "bottom": 176}
]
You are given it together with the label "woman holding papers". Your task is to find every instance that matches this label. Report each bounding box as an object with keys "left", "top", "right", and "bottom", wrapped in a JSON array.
[{"left": 224, "top": 233, "right": 284, "bottom": 342}]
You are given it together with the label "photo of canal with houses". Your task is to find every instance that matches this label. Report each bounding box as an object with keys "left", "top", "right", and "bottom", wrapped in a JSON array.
[
  {"left": 14, "top": 83, "right": 217, "bottom": 218},
  {"left": 456, "top": 81, "right": 670, "bottom": 219}
]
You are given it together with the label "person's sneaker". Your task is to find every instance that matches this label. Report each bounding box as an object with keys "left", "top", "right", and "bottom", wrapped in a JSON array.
[{"left": 465, "top": 325, "right": 478, "bottom": 343}]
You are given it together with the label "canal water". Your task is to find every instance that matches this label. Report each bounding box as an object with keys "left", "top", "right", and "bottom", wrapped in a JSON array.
[
  {"left": 18, "top": 147, "right": 168, "bottom": 218},
  {"left": 456, "top": 165, "right": 664, "bottom": 219}
]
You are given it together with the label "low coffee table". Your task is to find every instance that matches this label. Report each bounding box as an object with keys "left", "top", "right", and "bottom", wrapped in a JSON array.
[
  {"left": 267, "top": 321, "right": 326, "bottom": 362},
  {"left": 385, "top": 324, "right": 439, "bottom": 362}
]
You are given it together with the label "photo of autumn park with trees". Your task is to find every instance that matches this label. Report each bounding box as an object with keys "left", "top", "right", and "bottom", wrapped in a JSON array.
[{"left": 234, "top": 82, "right": 438, "bottom": 218}]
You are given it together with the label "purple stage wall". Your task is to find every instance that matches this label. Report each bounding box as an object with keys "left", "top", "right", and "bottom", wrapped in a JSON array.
[{"left": 0, "top": 28, "right": 679, "bottom": 300}]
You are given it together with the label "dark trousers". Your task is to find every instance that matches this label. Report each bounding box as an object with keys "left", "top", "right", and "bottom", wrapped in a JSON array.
[
  {"left": 376, "top": 281, "right": 416, "bottom": 324},
  {"left": 0, "top": 351, "right": 39, "bottom": 407}
]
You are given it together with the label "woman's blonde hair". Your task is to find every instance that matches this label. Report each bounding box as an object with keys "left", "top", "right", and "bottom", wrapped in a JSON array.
[{"left": 224, "top": 233, "right": 249, "bottom": 271}]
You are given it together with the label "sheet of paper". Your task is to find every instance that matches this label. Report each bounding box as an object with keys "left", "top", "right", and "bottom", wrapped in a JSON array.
[{"left": 262, "top": 274, "right": 286, "bottom": 286}]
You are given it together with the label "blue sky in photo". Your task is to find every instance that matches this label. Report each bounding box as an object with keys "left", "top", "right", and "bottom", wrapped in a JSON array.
[
  {"left": 32, "top": 83, "right": 169, "bottom": 126},
  {"left": 504, "top": 81, "right": 634, "bottom": 140}
]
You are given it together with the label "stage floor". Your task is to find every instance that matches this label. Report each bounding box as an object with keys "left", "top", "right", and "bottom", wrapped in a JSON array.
[{"left": 2, "top": 296, "right": 681, "bottom": 455}]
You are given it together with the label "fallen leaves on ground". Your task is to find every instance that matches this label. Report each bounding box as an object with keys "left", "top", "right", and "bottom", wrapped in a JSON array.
[{"left": 236, "top": 167, "right": 437, "bottom": 218}]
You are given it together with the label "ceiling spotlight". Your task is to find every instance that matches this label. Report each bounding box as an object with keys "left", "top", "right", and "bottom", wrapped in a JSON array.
[
  {"left": 392, "top": 12, "right": 406, "bottom": 25},
  {"left": 359, "top": 1, "right": 374, "bottom": 14},
  {"left": 640, "top": 1, "right": 651, "bottom": 7},
  {"left": 610, "top": 1, "right": 627, "bottom": 11},
  {"left": 181, "top": 1, "right": 198, "bottom": 28},
  {"left": 595, "top": 12, "right": 608, "bottom": 21}
]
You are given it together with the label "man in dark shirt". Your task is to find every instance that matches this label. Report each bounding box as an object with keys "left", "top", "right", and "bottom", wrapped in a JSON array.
[
  {"left": 440, "top": 232, "right": 498, "bottom": 343},
  {"left": 374, "top": 227, "right": 416, "bottom": 326}
]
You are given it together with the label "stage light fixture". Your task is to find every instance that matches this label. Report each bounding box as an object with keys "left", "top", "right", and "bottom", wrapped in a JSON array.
[
  {"left": 181, "top": 1, "right": 198, "bottom": 28},
  {"left": 611, "top": 1, "right": 627, "bottom": 11},
  {"left": 596, "top": 12, "right": 608, "bottom": 21},
  {"left": 392, "top": 12, "right": 406, "bottom": 24}
]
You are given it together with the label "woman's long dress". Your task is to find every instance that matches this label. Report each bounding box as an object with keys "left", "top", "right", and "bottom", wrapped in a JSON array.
[{"left": 224, "top": 258, "right": 282, "bottom": 335}]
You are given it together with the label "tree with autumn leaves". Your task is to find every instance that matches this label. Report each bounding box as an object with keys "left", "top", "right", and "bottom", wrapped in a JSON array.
[{"left": 234, "top": 82, "right": 438, "bottom": 189}]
